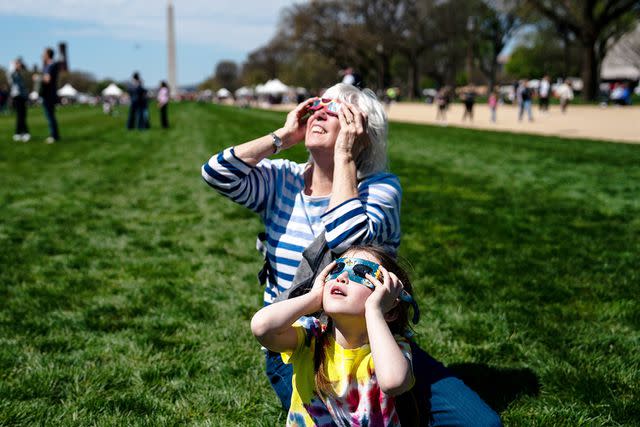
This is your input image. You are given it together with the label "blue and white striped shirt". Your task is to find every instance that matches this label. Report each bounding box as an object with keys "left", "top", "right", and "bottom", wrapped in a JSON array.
[{"left": 202, "top": 147, "right": 402, "bottom": 305}]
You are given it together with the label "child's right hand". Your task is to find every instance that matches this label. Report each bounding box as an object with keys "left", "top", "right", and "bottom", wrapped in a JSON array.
[{"left": 309, "top": 261, "right": 336, "bottom": 312}]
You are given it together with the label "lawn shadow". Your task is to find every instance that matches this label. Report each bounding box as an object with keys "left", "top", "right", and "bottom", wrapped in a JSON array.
[{"left": 448, "top": 363, "right": 540, "bottom": 412}]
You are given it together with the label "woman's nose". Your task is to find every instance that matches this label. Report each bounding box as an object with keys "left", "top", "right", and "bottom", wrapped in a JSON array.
[{"left": 312, "top": 109, "right": 327, "bottom": 120}]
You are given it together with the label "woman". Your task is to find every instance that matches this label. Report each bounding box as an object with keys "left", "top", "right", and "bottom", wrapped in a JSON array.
[
  {"left": 9, "top": 58, "right": 30, "bottom": 142},
  {"left": 202, "top": 83, "right": 500, "bottom": 426},
  {"left": 157, "top": 81, "right": 170, "bottom": 128}
]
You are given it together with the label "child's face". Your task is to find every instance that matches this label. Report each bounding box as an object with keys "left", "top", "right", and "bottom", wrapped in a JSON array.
[{"left": 322, "top": 250, "right": 379, "bottom": 318}]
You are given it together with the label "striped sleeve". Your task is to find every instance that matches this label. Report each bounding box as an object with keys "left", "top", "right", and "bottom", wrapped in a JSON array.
[
  {"left": 321, "top": 173, "right": 402, "bottom": 254},
  {"left": 201, "top": 147, "right": 276, "bottom": 215}
]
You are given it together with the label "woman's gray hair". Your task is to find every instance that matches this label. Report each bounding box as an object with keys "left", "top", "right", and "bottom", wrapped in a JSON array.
[{"left": 321, "top": 83, "right": 388, "bottom": 179}]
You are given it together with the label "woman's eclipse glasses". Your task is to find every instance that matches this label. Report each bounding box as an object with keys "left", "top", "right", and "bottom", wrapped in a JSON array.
[
  {"left": 309, "top": 98, "right": 341, "bottom": 116},
  {"left": 325, "top": 257, "right": 420, "bottom": 324}
]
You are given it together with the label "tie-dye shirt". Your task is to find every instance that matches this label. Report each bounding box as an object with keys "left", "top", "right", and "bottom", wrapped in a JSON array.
[{"left": 281, "top": 319, "right": 413, "bottom": 427}]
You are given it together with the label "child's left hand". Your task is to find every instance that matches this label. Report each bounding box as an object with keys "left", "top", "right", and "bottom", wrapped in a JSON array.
[{"left": 364, "top": 266, "right": 403, "bottom": 314}]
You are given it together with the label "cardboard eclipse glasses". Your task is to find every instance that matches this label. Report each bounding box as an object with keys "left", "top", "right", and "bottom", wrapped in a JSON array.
[{"left": 325, "top": 257, "right": 420, "bottom": 324}]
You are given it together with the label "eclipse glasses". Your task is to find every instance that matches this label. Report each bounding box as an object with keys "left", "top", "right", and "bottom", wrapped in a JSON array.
[{"left": 325, "top": 257, "right": 420, "bottom": 324}]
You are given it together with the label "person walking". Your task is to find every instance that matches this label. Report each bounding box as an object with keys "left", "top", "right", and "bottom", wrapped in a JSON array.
[
  {"left": 9, "top": 58, "right": 30, "bottom": 142},
  {"left": 435, "top": 86, "right": 450, "bottom": 125},
  {"left": 488, "top": 88, "right": 498, "bottom": 123},
  {"left": 41, "top": 47, "right": 60, "bottom": 143},
  {"left": 539, "top": 75, "right": 550, "bottom": 112},
  {"left": 517, "top": 80, "right": 533, "bottom": 122},
  {"left": 157, "top": 81, "right": 170, "bottom": 129},
  {"left": 556, "top": 79, "right": 574, "bottom": 113},
  {"left": 462, "top": 85, "right": 476, "bottom": 122}
]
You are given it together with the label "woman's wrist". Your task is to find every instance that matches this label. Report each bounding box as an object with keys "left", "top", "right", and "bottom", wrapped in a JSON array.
[
  {"left": 334, "top": 149, "right": 355, "bottom": 164},
  {"left": 273, "top": 127, "right": 297, "bottom": 150}
]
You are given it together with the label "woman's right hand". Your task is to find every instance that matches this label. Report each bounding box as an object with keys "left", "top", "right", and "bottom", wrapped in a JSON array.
[{"left": 279, "top": 97, "right": 317, "bottom": 148}]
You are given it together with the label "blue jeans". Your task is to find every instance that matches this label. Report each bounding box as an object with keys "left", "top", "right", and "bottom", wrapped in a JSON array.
[
  {"left": 518, "top": 100, "right": 533, "bottom": 122},
  {"left": 43, "top": 100, "right": 59, "bottom": 140},
  {"left": 265, "top": 344, "right": 502, "bottom": 426}
]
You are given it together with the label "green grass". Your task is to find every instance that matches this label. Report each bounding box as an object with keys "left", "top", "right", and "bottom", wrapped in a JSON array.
[{"left": 1, "top": 103, "right": 639, "bottom": 426}]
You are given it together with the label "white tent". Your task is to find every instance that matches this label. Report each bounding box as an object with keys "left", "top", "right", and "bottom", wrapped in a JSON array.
[
  {"left": 257, "top": 79, "right": 289, "bottom": 95},
  {"left": 217, "top": 88, "right": 232, "bottom": 98},
  {"left": 57, "top": 83, "right": 78, "bottom": 97},
  {"left": 102, "top": 83, "right": 123, "bottom": 97},
  {"left": 235, "top": 86, "right": 254, "bottom": 97}
]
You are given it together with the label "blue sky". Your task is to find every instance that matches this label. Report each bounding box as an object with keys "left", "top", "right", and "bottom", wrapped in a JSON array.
[{"left": 0, "top": 1, "right": 300, "bottom": 87}]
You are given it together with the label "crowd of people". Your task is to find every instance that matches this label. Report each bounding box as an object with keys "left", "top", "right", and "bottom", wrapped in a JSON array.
[{"left": 4, "top": 49, "right": 172, "bottom": 143}]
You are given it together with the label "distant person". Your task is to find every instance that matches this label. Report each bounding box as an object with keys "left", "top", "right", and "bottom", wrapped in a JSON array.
[
  {"left": 611, "top": 82, "right": 632, "bottom": 106},
  {"left": 40, "top": 47, "right": 60, "bottom": 143},
  {"left": 539, "top": 75, "right": 550, "bottom": 112},
  {"left": 384, "top": 87, "right": 397, "bottom": 111},
  {"left": 462, "top": 85, "right": 476, "bottom": 122},
  {"left": 517, "top": 80, "right": 533, "bottom": 122},
  {"left": 157, "top": 81, "right": 170, "bottom": 128},
  {"left": 435, "top": 86, "right": 450, "bottom": 124},
  {"left": 127, "top": 72, "right": 149, "bottom": 129},
  {"left": 9, "top": 58, "right": 30, "bottom": 142},
  {"left": 488, "top": 88, "right": 498, "bottom": 123},
  {"left": 556, "top": 79, "right": 574, "bottom": 113},
  {"left": 0, "top": 84, "right": 9, "bottom": 114},
  {"left": 341, "top": 66, "right": 363, "bottom": 88}
]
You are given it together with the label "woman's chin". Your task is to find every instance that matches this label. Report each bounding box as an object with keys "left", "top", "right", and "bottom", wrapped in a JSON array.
[{"left": 305, "top": 137, "right": 335, "bottom": 153}]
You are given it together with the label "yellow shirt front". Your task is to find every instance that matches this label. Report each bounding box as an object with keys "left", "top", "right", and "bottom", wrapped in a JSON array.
[{"left": 282, "top": 320, "right": 413, "bottom": 427}]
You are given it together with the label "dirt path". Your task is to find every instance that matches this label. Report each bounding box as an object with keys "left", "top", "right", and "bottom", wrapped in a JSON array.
[{"left": 269, "top": 102, "right": 640, "bottom": 144}]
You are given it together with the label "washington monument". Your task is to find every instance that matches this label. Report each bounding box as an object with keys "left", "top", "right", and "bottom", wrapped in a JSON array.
[{"left": 167, "top": 0, "right": 177, "bottom": 95}]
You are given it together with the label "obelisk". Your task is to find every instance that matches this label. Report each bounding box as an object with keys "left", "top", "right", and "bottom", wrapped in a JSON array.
[{"left": 167, "top": 0, "right": 177, "bottom": 96}]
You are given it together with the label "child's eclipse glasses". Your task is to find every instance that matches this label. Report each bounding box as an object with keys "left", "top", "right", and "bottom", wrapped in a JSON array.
[
  {"left": 309, "top": 98, "right": 341, "bottom": 116},
  {"left": 325, "top": 257, "right": 420, "bottom": 324}
]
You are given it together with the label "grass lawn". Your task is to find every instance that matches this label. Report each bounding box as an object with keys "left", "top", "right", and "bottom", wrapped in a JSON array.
[{"left": 0, "top": 103, "right": 638, "bottom": 426}]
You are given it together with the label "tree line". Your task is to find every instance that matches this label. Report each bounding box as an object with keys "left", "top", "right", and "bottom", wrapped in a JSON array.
[{"left": 204, "top": 0, "right": 639, "bottom": 101}]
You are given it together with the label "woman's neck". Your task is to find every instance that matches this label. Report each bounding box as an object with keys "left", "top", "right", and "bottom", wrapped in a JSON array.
[
  {"left": 305, "top": 158, "right": 334, "bottom": 196},
  {"left": 332, "top": 317, "right": 369, "bottom": 349}
]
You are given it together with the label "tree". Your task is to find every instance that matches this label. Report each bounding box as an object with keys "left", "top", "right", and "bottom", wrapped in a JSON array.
[
  {"left": 476, "top": 0, "right": 523, "bottom": 90},
  {"left": 526, "top": 0, "right": 640, "bottom": 100},
  {"left": 213, "top": 61, "right": 240, "bottom": 92},
  {"left": 505, "top": 30, "right": 581, "bottom": 78},
  {"left": 59, "top": 70, "right": 97, "bottom": 94}
]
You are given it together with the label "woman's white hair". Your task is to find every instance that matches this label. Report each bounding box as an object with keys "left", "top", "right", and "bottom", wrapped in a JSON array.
[{"left": 321, "top": 83, "right": 388, "bottom": 179}]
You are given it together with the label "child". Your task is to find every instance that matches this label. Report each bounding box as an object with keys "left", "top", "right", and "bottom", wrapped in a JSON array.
[{"left": 251, "top": 246, "right": 420, "bottom": 426}]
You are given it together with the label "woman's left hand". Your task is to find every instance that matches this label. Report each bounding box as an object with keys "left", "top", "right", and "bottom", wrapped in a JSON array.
[
  {"left": 335, "top": 102, "right": 370, "bottom": 160},
  {"left": 364, "top": 266, "right": 403, "bottom": 314}
]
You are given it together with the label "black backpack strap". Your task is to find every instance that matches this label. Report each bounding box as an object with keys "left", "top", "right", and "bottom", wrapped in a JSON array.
[
  {"left": 256, "top": 232, "right": 275, "bottom": 287},
  {"left": 274, "top": 233, "right": 334, "bottom": 302}
]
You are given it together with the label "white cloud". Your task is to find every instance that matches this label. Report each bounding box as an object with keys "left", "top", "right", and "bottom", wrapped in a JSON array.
[{"left": 0, "top": 0, "right": 301, "bottom": 52}]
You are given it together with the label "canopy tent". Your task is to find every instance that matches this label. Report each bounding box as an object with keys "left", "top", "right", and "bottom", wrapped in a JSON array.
[
  {"left": 256, "top": 79, "right": 289, "bottom": 95},
  {"left": 235, "top": 86, "right": 254, "bottom": 97},
  {"left": 102, "top": 83, "right": 123, "bottom": 97},
  {"left": 57, "top": 83, "right": 78, "bottom": 97},
  {"left": 217, "top": 88, "right": 232, "bottom": 98}
]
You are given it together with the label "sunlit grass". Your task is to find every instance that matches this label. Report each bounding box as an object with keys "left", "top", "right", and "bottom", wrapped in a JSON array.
[{"left": 0, "top": 103, "right": 638, "bottom": 425}]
